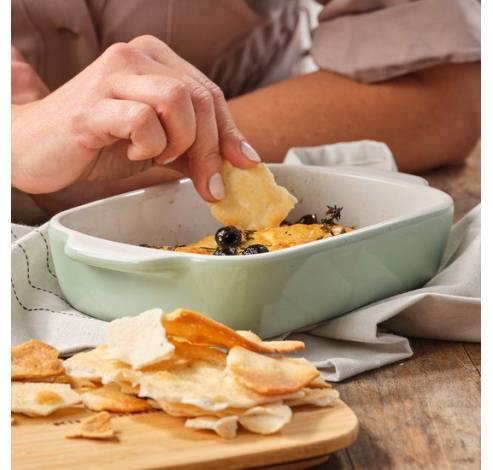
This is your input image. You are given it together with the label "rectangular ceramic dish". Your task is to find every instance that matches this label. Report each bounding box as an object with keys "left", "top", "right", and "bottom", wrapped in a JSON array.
[{"left": 48, "top": 165, "right": 453, "bottom": 338}]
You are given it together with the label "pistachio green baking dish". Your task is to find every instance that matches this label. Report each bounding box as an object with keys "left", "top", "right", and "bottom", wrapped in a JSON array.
[{"left": 48, "top": 165, "right": 453, "bottom": 338}]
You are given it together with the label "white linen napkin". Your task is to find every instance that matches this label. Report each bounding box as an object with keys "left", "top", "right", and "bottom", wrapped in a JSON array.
[
  {"left": 11, "top": 225, "right": 107, "bottom": 355},
  {"left": 11, "top": 141, "right": 480, "bottom": 380}
]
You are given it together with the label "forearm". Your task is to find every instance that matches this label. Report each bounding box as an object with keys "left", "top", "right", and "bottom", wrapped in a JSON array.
[
  {"left": 11, "top": 102, "right": 40, "bottom": 191},
  {"left": 228, "top": 63, "right": 480, "bottom": 172}
]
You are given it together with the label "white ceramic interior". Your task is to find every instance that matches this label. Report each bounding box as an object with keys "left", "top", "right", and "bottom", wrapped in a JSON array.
[{"left": 54, "top": 165, "right": 451, "bottom": 253}]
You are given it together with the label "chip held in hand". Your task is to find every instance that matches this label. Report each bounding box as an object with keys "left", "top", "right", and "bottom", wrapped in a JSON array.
[{"left": 209, "top": 162, "right": 297, "bottom": 231}]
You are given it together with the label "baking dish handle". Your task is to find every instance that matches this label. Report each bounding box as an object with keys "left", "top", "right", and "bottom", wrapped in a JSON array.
[{"left": 64, "top": 234, "right": 186, "bottom": 273}]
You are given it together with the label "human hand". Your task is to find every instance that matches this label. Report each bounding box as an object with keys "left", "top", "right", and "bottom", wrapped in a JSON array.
[{"left": 11, "top": 36, "right": 260, "bottom": 201}]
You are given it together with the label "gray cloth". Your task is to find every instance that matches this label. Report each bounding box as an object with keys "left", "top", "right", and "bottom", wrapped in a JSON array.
[
  {"left": 312, "top": 0, "right": 481, "bottom": 83},
  {"left": 11, "top": 141, "right": 480, "bottom": 379},
  {"left": 11, "top": 225, "right": 107, "bottom": 355}
]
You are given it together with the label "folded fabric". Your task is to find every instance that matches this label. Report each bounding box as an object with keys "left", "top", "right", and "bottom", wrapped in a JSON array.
[
  {"left": 11, "top": 141, "right": 480, "bottom": 380},
  {"left": 312, "top": 0, "right": 480, "bottom": 83},
  {"left": 294, "top": 205, "right": 480, "bottom": 381}
]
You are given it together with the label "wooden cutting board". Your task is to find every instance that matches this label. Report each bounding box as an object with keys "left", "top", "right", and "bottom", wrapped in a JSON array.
[{"left": 12, "top": 399, "right": 358, "bottom": 470}]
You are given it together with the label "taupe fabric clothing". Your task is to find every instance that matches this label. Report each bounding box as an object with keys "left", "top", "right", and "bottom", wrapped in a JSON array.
[
  {"left": 11, "top": 0, "right": 480, "bottom": 224},
  {"left": 12, "top": 0, "right": 306, "bottom": 98},
  {"left": 12, "top": 0, "right": 480, "bottom": 93},
  {"left": 312, "top": 0, "right": 481, "bottom": 83}
]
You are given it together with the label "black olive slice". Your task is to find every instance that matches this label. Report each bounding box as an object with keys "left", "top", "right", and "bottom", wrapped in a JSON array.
[
  {"left": 213, "top": 247, "right": 237, "bottom": 256},
  {"left": 242, "top": 244, "right": 269, "bottom": 255},
  {"left": 215, "top": 226, "right": 242, "bottom": 248},
  {"left": 296, "top": 214, "right": 318, "bottom": 225}
]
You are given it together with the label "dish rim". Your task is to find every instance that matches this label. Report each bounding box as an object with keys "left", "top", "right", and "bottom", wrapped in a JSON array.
[{"left": 49, "top": 165, "right": 454, "bottom": 264}]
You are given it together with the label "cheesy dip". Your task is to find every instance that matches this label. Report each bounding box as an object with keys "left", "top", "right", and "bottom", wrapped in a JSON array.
[{"left": 159, "top": 206, "right": 353, "bottom": 256}]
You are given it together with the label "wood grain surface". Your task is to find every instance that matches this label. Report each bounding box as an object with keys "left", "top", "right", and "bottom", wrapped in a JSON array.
[
  {"left": 12, "top": 400, "right": 359, "bottom": 470},
  {"left": 326, "top": 341, "right": 480, "bottom": 469},
  {"left": 318, "top": 143, "right": 481, "bottom": 469},
  {"left": 420, "top": 141, "right": 481, "bottom": 222}
]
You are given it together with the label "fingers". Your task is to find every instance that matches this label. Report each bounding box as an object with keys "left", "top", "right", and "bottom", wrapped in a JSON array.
[
  {"left": 213, "top": 97, "right": 261, "bottom": 168},
  {"left": 74, "top": 98, "right": 167, "bottom": 161},
  {"left": 109, "top": 73, "right": 196, "bottom": 164},
  {"left": 129, "top": 35, "right": 261, "bottom": 168},
  {"left": 186, "top": 88, "right": 224, "bottom": 202},
  {"left": 94, "top": 36, "right": 260, "bottom": 203}
]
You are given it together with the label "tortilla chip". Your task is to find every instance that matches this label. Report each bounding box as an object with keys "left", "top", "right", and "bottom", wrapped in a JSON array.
[
  {"left": 64, "top": 346, "right": 134, "bottom": 384},
  {"left": 170, "top": 338, "right": 226, "bottom": 367},
  {"left": 236, "top": 330, "right": 305, "bottom": 354},
  {"left": 227, "top": 347, "right": 319, "bottom": 396},
  {"left": 27, "top": 373, "right": 72, "bottom": 384},
  {"left": 64, "top": 346, "right": 110, "bottom": 380},
  {"left": 66, "top": 412, "right": 115, "bottom": 440},
  {"left": 65, "top": 344, "right": 195, "bottom": 395},
  {"left": 106, "top": 308, "right": 175, "bottom": 370},
  {"left": 286, "top": 387, "right": 340, "bottom": 407},
  {"left": 307, "top": 375, "right": 331, "bottom": 389},
  {"left": 137, "top": 358, "right": 304, "bottom": 412},
  {"left": 28, "top": 374, "right": 100, "bottom": 394},
  {"left": 158, "top": 401, "right": 207, "bottom": 417},
  {"left": 114, "top": 381, "right": 140, "bottom": 396},
  {"left": 11, "top": 339, "right": 64, "bottom": 381},
  {"left": 81, "top": 384, "right": 152, "bottom": 413},
  {"left": 185, "top": 416, "right": 238, "bottom": 439},
  {"left": 164, "top": 309, "right": 304, "bottom": 354},
  {"left": 69, "top": 377, "right": 100, "bottom": 393},
  {"left": 147, "top": 399, "right": 164, "bottom": 410},
  {"left": 238, "top": 402, "right": 292, "bottom": 435},
  {"left": 11, "top": 382, "right": 80, "bottom": 417},
  {"left": 158, "top": 401, "right": 242, "bottom": 418},
  {"left": 138, "top": 360, "right": 254, "bottom": 411},
  {"left": 209, "top": 162, "right": 297, "bottom": 230}
]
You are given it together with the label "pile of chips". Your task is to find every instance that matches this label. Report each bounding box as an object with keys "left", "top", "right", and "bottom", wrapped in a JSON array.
[{"left": 11, "top": 308, "right": 339, "bottom": 439}]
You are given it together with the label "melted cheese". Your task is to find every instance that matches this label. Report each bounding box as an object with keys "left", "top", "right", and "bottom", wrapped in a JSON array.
[{"left": 162, "top": 224, "right": 353, "bottom": 255}]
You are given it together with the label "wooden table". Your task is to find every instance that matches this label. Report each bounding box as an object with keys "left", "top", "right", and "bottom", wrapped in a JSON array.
[{"left": 319, "top": 143, "right": 481, "bottom": 469}]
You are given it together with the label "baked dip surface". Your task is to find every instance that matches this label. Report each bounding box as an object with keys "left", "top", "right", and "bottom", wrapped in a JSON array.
[{"left": 160, "top": 206, "right": 353, "bottom": 256}]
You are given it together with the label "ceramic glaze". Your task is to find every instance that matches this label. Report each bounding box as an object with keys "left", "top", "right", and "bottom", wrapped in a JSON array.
[{"left": 48, "top": 165, "right": 453, "bottom": 337}]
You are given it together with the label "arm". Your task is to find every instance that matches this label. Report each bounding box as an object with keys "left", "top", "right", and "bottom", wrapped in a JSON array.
[
  {"left": 31, "top": 61, "right": 480, "bottom": 216},
  {"left": 12, "top": 37, "right": 257, "bottom": 201},
  {"left": 228, "top": 62, "right": 480, "bottom": 173}
]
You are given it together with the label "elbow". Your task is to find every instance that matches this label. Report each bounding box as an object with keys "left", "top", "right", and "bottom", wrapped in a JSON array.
[
  {"left": 395, "top": 98, "right": 480, "bottom": 174},
  {"left": 429, "top": 62, "right": 481, "bottom": 167},
  {"left": 398, "top": 98, "right": 480, "bottom": 174},
  {"left": 398, "top": 62, "right": 481, "bottom": 172}
]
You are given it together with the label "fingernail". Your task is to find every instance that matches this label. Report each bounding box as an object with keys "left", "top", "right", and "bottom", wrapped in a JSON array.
[
  {"left": 155, "top": 154, "right": 179, "bottom": 165},
  {"left": 241, "top": 141, "right": 261, "bottom": 162},
  {"left": 208, "top": 172, "right": 225, "bottom": 200}
]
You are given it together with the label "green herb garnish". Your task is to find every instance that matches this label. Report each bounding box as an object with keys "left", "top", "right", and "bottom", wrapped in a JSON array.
[{"left": 321, "top": 205, "right": 343, "bottom": 225}]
